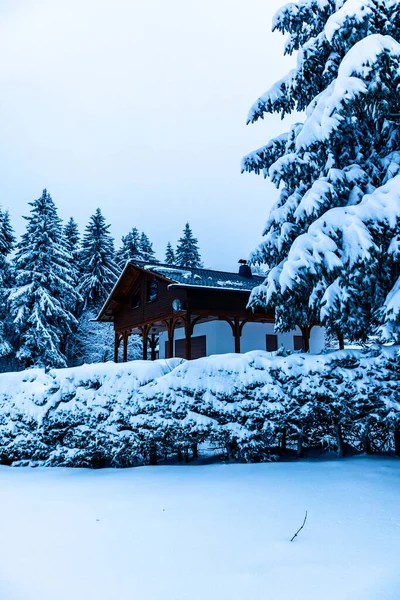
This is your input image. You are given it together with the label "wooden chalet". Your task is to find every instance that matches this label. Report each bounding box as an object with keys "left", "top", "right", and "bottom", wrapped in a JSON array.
[{"left": 96, "top": 260, "right": 275, "bottom": 361}]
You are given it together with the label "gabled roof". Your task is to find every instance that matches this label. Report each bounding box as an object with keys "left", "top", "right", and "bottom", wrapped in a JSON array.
[
  {"left": 96, "top": 260, "right": 265, "bottom": 322},
  {"left": 133, "top": 260, "right": 265, "bottom": 292}
]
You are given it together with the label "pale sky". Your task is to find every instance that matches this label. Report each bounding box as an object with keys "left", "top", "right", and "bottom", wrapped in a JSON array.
[{"left": 0, "top": 0, "right": 296, "bottom": 270}]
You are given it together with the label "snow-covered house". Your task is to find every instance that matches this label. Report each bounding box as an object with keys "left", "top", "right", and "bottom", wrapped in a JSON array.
[{"left": 96, "top": 261, "right": 325, "bottom": 360}]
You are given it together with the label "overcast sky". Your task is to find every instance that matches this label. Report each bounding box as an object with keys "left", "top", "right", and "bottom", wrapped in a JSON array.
[{"left": 0, "top": 0, "right": 296, "bottom": 271}]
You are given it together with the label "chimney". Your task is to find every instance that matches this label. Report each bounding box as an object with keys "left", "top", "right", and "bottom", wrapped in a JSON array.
[{"left": 238, "top": 259, "right": 252, "bottom": 278}]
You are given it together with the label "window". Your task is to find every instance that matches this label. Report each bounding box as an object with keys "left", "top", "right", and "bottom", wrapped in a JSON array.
[
  {"left": 266, "top": 334, "right": 278, "bottom": 352},
  {"left": 131, "top": 287, "right": 141, "bottom": 309},
  {"left": 294, "top": 335, "right": 305, "bottom": 351},
  {"left": 146, "top": 280, "right": 158, "bottom": 303}
]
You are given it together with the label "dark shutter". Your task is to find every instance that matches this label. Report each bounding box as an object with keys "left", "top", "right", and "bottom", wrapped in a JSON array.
[
  {"left": 175, "top": 339, "right": 186, "bottom": 359},
  {"left": 164, "top": 341, "right": 170, "bottom": 358},
  {"left": 266, "top": 334, "right": 278, "bottom": 352},
  {"left": 294, "top": 335, "right": 305, "bottom": 351},
  {"left": 175, "top": 335, "right": 206, "bottom": 360},
  {"left": 191, "top": 335, "right": 206, "bottom": 359}
]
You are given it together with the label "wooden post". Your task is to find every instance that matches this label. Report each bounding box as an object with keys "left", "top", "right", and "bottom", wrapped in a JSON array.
[
  {"left": 234, "top": 318, "right": 241, "bottom": 353},
  {"left": 114, "top": 331, "right": 120, "bottom": 363},
  {"left": 163, "top": 319, "right": 175, "bottom": 359},
  {"left": 185, "top": 315, "right": 192, "bottom": 360},
  {"left": 123, "top": 331, "right": 129, "bottom": 363},
  {"left": 149, "top": 334, "right": 158, "bottom": 361},
  {"left": 142, "top": 326, "right": 149, "bottom": 361}
]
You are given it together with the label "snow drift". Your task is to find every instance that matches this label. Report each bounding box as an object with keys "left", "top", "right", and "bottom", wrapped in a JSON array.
[{"left": 0, "top": 348, "right": 399, "bottom": 467}]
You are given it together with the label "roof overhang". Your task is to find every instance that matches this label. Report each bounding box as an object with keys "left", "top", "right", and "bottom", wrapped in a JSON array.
[{"left": 95, "top": 261, "right": 177, "bottom": 322}]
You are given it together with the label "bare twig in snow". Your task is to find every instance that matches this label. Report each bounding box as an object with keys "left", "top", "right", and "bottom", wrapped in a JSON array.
[{"left": 290, "top": 511, "right": 308, "bottom": 542}]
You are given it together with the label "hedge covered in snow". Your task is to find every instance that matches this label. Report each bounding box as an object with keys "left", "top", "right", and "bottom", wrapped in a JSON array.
[{"left": 0, "top": 347, "right": 399, "bottom": 467}]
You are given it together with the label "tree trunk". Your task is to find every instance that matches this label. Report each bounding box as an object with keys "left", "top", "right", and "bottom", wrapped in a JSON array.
[
  {"left": 335, "top": 423, "right": 345, "bottom": 457},
  {"left": 281, "top": 427, "right": 287, "bottom": 453},
  {"left": 337, "top": 331, "right": 345, "bottom": 350},
  {"left": 300, "top": 326, "right": 311, "bottom": 352},
  {"left": 177, "top": 449, "right": 183, "bottom": 463},
  {"left": 191, "top": 443, "right": 198, "bottom": 459},
  {"left": 297, "top": 432, "right": 303, "bottom": 458},
  {"left": 149, "top": 444, "right": 158, "bottom": 466},
  {"left": 394, "top": 425, "right": 400, "bottom": 457}
]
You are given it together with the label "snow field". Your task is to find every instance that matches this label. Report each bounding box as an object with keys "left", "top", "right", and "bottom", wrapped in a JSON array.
[{"left": 0, "top": 457, "right": 399, "bottom": 600}]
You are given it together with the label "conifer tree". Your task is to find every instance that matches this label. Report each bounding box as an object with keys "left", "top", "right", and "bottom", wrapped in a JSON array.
[
  {"left": 0, "top": 209, "right": 15, "bottom": 359},
  {"left": 175, "top": 223, "right": 202, "bottom": 268},
  {"left": 243, "top": 0, "right": 400, "bottom": 345},
  {"left": 8, "top": 190, "right": 79, "bottom": 368},
  {"left": 78, "top": 208, "right": 120, "bottom": 310},
  {"left": 64, "top": 217, "right": 80, "bottom": 262},
  {"left": 63, "top": 217, "right": 80, "bottom": 284},
  {"left": 116, "top": 227, "right": 142, "bottom": 268},
  {"left": 139, "top": 232, "right": 156, "bottom": 263},
  {"left": 165, "top": 242, "right": 175, "bottom": 266}
]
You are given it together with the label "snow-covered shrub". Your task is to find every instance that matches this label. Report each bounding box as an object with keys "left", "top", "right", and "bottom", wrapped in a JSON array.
[{"left": 0, "top": 349, "right": 398, "bottom": 467}]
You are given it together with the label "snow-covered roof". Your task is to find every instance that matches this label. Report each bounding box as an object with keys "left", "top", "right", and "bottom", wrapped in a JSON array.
[{"left": 133, "top": 261, "right": 265, "bottom": 292}]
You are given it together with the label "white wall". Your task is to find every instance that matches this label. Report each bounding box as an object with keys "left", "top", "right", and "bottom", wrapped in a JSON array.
[{"left": 158, "top": 320, "right": 326, "bottom": 358}]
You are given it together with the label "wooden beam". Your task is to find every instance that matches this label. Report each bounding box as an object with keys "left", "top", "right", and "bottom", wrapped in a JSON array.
[
  {"left": 123, "top": 331, "right": 129, "bottom": 363},
  {"left": 149, "top": 334, "right": 158, "bottom": 361},
  {"left": 184, "top": 314, "right": 192, "bottom": 360},
  {"left": 114, "top": 331, "right": 120, "bottom": 363},
  {"left": 234, "top": 318, "right": 241, "bottom": 354},
  {"left": 162, "top": 318, "right": 176, "bottom": 359},
  {"left": 140, "top": 325, "right": 151, "bottom": 361}
]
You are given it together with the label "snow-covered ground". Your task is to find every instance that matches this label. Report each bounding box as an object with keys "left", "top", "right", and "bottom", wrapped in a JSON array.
[{"left": 0, "top": 457, "right": 399, "bottom": 600}]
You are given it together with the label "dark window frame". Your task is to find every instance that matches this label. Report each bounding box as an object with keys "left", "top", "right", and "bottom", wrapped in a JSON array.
[
  {"left": 131, "top": 286, "right": 141, "bottom": 310},
  {"left": 146, "top": 280, "right": 158, "bottom": 303},
  {"left": 266, "top": 334, "right": 278, "bottom": 352}
]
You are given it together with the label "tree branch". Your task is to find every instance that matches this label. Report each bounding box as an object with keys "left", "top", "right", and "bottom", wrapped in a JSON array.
[{"left": 290, "top": 511, "right": 308, "bottom": 542}]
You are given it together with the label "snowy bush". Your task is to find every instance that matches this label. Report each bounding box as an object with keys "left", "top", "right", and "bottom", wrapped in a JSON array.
[{"left": 0, "top": 348, "right": 398, "bottom": 467}]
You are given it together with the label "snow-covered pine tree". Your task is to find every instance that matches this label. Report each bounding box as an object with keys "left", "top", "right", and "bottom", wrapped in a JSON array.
[
  {"left": 75, "top": 209, "right": 120, "bottom": 366},
  {"left": 78, "top": 208, "right": 120, "bottom": 310},
  {"left": 175, "top": 223, "right": 202, "bottom": 268},
  {"left": 8, "top": 190, "right": 80, "bottom": 368},
  {"left": 64, "top": 217, "right": 80, "bottom": 262},
  {"left": 0, "top": 209, "right": 15, "bottom": 361},
  {"left": 165, "top": 242, "right": 175, "bottom": 266},
  {"left": 63, "top": 217, "right": 80, "bottom": 283},
  {"left": 243, "top": 0, "right": 400, "bottom": 346},
  {"left": 116, "top": 227, "right": 142, "bottom": 268},
  {"left": 139, "top": 232, "right": 156, "bottom": 263}
]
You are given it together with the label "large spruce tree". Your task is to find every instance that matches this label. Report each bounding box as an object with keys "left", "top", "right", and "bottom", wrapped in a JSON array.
[
  {"left": 75, "top": 209, "right": 120, "bottom": 366},
  {"left": 0, "top": 209, "right": 15, "bottom": 360},
  {"left": 78, "top": 208, "right": 119, "bottom": 310},
  {"left": 9, "top": 190, "right": 79, "bottom": 368},
  {"left": 175, "top": 223, "right": 202, "bottom": 268},
  {"left": 243, "top": 0, "right": 400, "bottom": 346}
]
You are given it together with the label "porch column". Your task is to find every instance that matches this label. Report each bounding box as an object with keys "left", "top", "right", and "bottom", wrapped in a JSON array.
[
  {"left": 114, "top": 331, "right": 121, "bottom": 363},
  {"left": 234, "top": 318, "right": 241, "bottom": 353},
  {"left": 149, "top": 333, "right": 158, "bottom": 361},
  {"left": 141, "top": 325, "right": 150, "bottom": 361},
  {"left": 225, "top": 318, "right": 248, "bottom": 354},
  {"left": 163, "top": 319, "right": 175, "bottom": 359},
  {"left": 123, "top": 331, "right": 129, "bottom": 363},
  {"left": 184, "top": 314, "right": 192, "bottom": 360}
]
